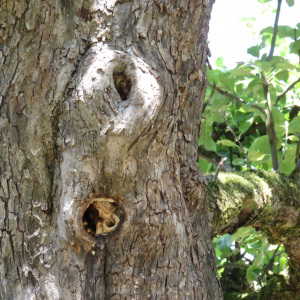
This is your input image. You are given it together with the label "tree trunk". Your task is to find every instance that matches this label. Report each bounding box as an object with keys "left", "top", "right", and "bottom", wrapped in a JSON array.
[{"left": 0, "top": 0, "right": 222, "bottom": 299}]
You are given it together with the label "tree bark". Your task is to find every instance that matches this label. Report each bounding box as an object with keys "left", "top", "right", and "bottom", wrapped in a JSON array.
[{"left": 0, "top": 0, "right": 222, "bottom": 299}]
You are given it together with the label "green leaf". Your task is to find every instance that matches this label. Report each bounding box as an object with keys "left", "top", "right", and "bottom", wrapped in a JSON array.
[
  {"left": 246, "top": 78, "right": 265, "bottom": 100},
  {"left": 247, "top": 46, "right": 261, "bottom": 58},
  {"left": 275, "top": 83, "right": 284, "bottom": 93},
  {"left": 289, "top": 116, "right": 300, "bottom": 135},
  {"left": 270, "top": 56, "right": 296, "bottom": 70},
  {"left": 275, "top": 124, "right": 286, "bottom": 139},
  {"left": 259, "top": 60, "right": 273, "bottom": 74},
  {"left": 239, "top": 117, "right": 254, "bottom": 135},
  {"left": 279, "top": 256, "right": 288, "bottom": 272},
  {"left": 231, "top": 227, "right": 255, "bottom": 243},
  {"left": 198, "top": 158, "right": 212, "bottom": 173},
  {"left": 198, "top": 119, "right": 216, "bottom": 151},
  {"left": 262, "top": 25, "right": 300, "bottom": 39},
  {"left": 288, "top": 135, "right": 299, "bottom": 141},
  {"left": 286, "top": 0, "right": 294, "bottom": 6},
  {"left": 212, "top": 94, "right": 232, "bottom": 110},
  {"left": 202, "top": 110, "right": 224, "bottom": 124},
  {"left": 229, "top": 65, "right": 255, "bottom": 78},
  {"left": 279, "top": 25, "right": 300, "bottom": 39},
  {"left": 207, "top": 68, "right": 223, "bottom": 84},
  {"left": 215, "top": 57, "right": 223, "bottom": 68},
  {"left": 235, "top": 83, "right": 244, "bottom": 96},
  {"left": 216, "top": 234, "right": 232, "bottom": 257},
  {"left": 280, "top": 143, "right": 297, "bottom": 174},
  {"left": 290, "top": 40, "right": 300, "bottom": 54},
  {"left": 232, "top": 158, "right": 244, "bottom": 166},
  {"left": 248, "top": 238, "right": 262, "bottom": 249},
  {"left": 260, "top": 26, "right": 273, "bottom": 36},
  {"left": 252, "top": 251, "right": 264, "bottom": 269},
  {"left": 275, "top": 70, "right": 289, "bottom": 82},
  {"left": 219, "top": 139, "right": 238, "bottom": 147},
  {"left": 218, "top": 73, "right": 235, "bottom": 92},
  {"left": 248, "top": 135, "right": 271, "bottom": 163},
  {"left": 246, "top": 268, "right": 261, "bottom": 282},
  {"left": 246, "top": 251, "right": 264, "bottom": 282},
  {"left": 272, "top": 107, "right": 286, "bottom": 125}
]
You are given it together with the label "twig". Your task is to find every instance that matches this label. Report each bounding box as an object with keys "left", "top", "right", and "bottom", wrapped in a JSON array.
[
  {"left": 265, "top": 245, "right": 280, "bottom": 272},
  {"left": 290, "top": 135, "right": 300, "bottom": 178},
  {"left": 278, "top": 121, "right": 289, "bottom": 170},
  {"left": 198, "top": 146, "right": 233, "bottom": 172},
  {"left": 296, "top": 140, "right": 300, "bottom": 164},
  {"left": 217, "top": 263, "right": 248, "bottom": 270},
  {"left": 207, "top": 82, "right": 266, "bottom": 115},
  {"left": 266, "top": 0, "right": 282, "bottom": 62},
  {"left": 262, "top": 72, "right": 279, "bottom": 171},
  {"left": 202, "top": 82, "right": 216, "bottom": 114},
  {"left": 213, "top": 157, "right": 227, "bottom": 181},
  {"left": 276, "top": 77, "right": 300, "bottom": 104},
  {"left": 291, "top": 156, "right": 300, "bottom": 179},
  {"left": 206, "top": 58, "right": 212, "bottom": 71}
]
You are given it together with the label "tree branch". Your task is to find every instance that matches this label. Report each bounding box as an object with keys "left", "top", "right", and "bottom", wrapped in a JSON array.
[
  {"left": 213, "top": 157, "right": 227, "bottom": 181},
  {"left": 205, "top": 170, "right": 300, "bottom": 293},
  {"left": 265, "top": 245, "right": 280, "bottom": 272},
  {"left": 266, "top": 0, "right": 282, "bottom": 62},
  {"left": 276, "top": 77, "right": 300, "bottom": 104},
  {"left": 262, "top": 72, "right": 279, "bottom": 171},
  {"left": 198, "top": 146, "right": 233, "bottom": 172},
  {"left": 217, "top": 263, "right": 248, "bottom": 270},
  {"left": 207, "top": 82, "right": 266, "bottom": 115},
  {"left": 291, "top": 156, "right": 300, "bottom": 179},
  {"left": 206, "top": 171, "right": 300, "bottom": 238},
  {"left": 202, "top": 82, "right": 216, "bottom": 114},
  {"left": 278, "top": 121, "right": 288, "bottom": 170}
]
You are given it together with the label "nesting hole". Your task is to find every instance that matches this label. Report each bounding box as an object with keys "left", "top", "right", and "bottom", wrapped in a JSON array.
[
  {"left": 82, "top": 198, "right": 121, "bottom": 237},
  {"left": 113, "top": 68, "right": 132, "bottom": 101}
]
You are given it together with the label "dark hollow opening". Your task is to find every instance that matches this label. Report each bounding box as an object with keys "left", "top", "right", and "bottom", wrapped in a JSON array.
[
  {"left": 113, "top": 70, "right": 132, "bottom": 101},
  {"left": 82, "top": 203, "right": 101, "bottom": 236}
]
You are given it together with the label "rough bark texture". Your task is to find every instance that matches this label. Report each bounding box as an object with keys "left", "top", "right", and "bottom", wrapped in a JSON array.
[
  {"left": 0, "top": 0, "right": 222, "bottom": 299},
  {"left": 206, "top": 171, "right": 300, "bottom": 294}
]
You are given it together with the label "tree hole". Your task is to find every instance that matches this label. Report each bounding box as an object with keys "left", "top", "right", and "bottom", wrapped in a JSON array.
[
  {"left": 82, "top": 198, "right": 121, "bottom": 236},
  {"left": 113, "top": 69, "right": 132, "bottom": 101}
]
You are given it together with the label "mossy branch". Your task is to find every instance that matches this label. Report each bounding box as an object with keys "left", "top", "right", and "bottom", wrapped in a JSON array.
[
  {"left": 205, "top": 170, "right": 300, "bottom": 290},
  {"left": 206, "top": 170, "right": 300, "bottom": 239}
]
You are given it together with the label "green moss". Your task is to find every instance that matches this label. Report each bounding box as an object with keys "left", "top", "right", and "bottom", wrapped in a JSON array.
[{"left": 207, "top": 170, "right": 300, "bottom": 241}]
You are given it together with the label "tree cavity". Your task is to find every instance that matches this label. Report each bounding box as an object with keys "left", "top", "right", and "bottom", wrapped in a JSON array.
[
  {"left": 82, "top": 198, "right": 121, "bottom": 236},
  {"left": 113, "top": 66, "right": 132, "bottom": 101}
]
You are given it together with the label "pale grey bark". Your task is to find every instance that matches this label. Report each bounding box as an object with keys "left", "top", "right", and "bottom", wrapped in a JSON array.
[{"left": 0, "top": 0, "right": 222, "bottom": 299}]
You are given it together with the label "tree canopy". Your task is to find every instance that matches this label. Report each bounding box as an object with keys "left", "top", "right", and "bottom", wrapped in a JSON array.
[{"left": 201, "top": 0, "right": 300, "bottom": 298}]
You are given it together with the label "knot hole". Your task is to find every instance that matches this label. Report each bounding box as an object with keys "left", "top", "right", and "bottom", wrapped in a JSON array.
[
  {"left": 82, "top": 198, "right": 122, "bottom": 236},
  {"left": 113, "top": 67, "right": 132, "bottom": 101}
]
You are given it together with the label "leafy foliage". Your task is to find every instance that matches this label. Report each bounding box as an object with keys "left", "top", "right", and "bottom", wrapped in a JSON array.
[
  {"left": 214, "top": 228, "right": 288, "bottom": 298},
  {"left": 203, "top": 0, "right": 299, "bottom": 298},
  {"left": 201, "top": 4, "right": 300, "bottom": 175}
]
